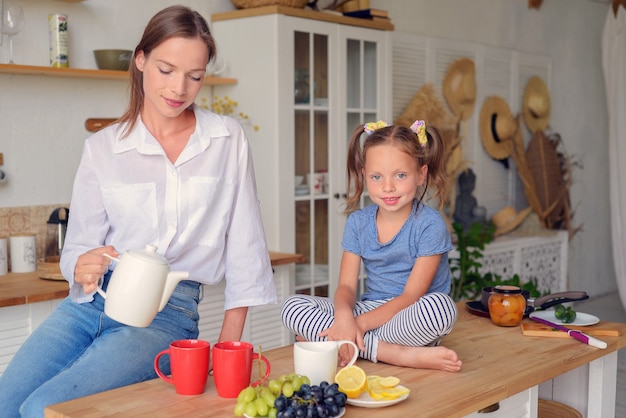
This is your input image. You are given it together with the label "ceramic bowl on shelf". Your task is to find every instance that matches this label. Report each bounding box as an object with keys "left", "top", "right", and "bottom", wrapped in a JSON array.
[{"left": 93, "top": 49, "right": 132, "bottom": 71}]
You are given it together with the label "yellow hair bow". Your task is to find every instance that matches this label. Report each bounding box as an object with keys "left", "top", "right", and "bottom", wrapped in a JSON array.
[{"left": 410, "top": 120, "right": 427, "bottom": 147}]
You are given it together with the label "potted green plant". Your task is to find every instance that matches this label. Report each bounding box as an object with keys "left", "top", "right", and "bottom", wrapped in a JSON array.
[{"left": 449, "top": 222, "right": 544, "bottom": 302}]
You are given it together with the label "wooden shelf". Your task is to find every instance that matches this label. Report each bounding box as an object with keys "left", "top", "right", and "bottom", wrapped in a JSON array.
[
  {"left": 0, "top": 63, "right": 237, "bottom": 85},
  {"left": 212, "top": 5, "right": 394, "bottom": 31}
]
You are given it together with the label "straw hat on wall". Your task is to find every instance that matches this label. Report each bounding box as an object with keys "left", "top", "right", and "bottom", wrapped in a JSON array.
[
  {"left": 479, "top": 96, "right": 517, "bottom": 160},
  {"left": 522, "top": 76, "right": 551, "bottom": 133},
  {"left": 492, "top": 206, "right": 533, "bottom": 236},
  {"left": 442, "top": 57, "right": 477, "bottom": 121}
]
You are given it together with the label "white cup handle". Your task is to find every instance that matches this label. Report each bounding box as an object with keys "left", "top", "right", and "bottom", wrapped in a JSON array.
[{"left": 337, "top": 340, "right": 359, "bottom": 367}]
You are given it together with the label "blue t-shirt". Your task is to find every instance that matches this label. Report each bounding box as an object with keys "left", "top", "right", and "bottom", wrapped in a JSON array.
[{"left": 341, "top": 200, "right": 453, "bottom": 300}]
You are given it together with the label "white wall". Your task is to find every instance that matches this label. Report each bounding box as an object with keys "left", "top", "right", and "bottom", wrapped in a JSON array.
[{"left": 0, "top": 0, "right": 615, "bottom": 296}]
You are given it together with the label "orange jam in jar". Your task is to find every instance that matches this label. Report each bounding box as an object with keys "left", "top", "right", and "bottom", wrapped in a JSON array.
[{"left": 487, "top": 285, "right": 526, "bottom": 327}]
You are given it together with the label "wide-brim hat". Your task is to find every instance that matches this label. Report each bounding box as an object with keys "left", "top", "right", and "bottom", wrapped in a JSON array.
[
  {"left": 492, "top": 206, "right": 533, "bottom": 236},
  {"left": 479, "top": 96, "right": 516, "bottom": 160},
  {"left": 523, "top": 76, "right": 551, "bottom": 133},
  {"left": 442, "top": 57, "right": 477, "bottom": 121}
]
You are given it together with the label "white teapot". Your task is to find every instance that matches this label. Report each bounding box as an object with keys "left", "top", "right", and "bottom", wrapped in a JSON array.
[{"left": 97, "top": 245, "right": 189, "bottom": 327}]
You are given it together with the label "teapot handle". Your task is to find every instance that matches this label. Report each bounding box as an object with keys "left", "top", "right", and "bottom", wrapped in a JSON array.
[
  {"left": 103, "top": 253, "right": 121, "bottom": 263},
  {"left": 96, "top": 253, "right": 119, "bottom": 299}
]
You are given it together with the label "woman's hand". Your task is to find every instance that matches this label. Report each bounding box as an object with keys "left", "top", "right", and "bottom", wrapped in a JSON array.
[{"left": 73, "top": 246, "right": 117, "bottom": 294}]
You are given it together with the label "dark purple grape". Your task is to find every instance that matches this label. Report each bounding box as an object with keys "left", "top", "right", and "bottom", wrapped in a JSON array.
[
  {"left": 324, "top": 383, "right": 339, "bottom": 397},
  {"left": 334, "top": 392, "right": 347, "bottom": 407},
  {"left": 283, "top": 407, "right": 295, "bottom": 418},
  {"left": 315, "top": 404, "right": 328, "bottom": 418},
  {"left": 275, "top": 395, "right": 288, "bottom": 411},
  {"left": 324, "top": 396, "right": 336, "bottom": 405},
  {"left": 305, "top": 405, "right": 316, "bottom": 418},
  {"left": 295, "top": 405, "right": 307, "bottom": 418},
  {"left": 327, "top": 404, "right": 340, "bottom": 417}
]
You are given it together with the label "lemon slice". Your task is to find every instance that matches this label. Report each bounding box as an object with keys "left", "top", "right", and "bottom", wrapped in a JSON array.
[
  {"left": 335, "top": 365, "right": 367, "bottom": 399},
  {"left": 367, "top": 378, "right": 387, "bottom": 400},
  {"left": 378, "top": 376, "right": 401, "bottom": 388},
  {"left": 382, "top": 385, "right": 410, "bottom": 400}
]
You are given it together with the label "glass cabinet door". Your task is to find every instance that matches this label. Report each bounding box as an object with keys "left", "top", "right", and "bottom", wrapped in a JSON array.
[
  {"left": 344, "top": 37, "right": 380, "bottom": 298},
  {"left": 294, "top": 30, "right": 331, "bottom": 297}
]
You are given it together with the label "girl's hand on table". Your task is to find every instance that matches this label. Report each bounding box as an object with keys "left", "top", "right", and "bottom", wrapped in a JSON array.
[
  {"left": 74, "top": 246, "right": 118, "bottom": 294},
  {"left": 319, "top": 314, "right": 364, "bottom": 366}
]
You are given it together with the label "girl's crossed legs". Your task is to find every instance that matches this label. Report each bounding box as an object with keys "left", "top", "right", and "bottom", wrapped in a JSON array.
[{"left": 281, "top": 292, "right": 462, "bottom": 372}]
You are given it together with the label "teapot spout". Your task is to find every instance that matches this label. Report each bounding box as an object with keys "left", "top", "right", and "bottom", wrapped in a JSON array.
[{"left": 158, "top": 271, "right": 190, "bottom": 312}]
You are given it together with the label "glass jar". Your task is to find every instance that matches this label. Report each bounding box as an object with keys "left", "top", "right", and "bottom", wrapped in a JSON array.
[{"left": 487, "top": 285, "right": 526, "bottom": 327}]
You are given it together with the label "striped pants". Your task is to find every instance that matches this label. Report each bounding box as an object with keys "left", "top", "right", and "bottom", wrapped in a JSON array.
[{"left": 281, "top": 292, "right": 457, "bottom": 363}]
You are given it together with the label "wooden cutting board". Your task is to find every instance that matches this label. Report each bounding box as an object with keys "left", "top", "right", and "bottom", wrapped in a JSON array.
[{"left": 522, "top": 321, "right": 621, "bottom": 337}]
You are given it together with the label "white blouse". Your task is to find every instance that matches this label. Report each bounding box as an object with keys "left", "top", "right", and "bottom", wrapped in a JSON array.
[{"left": 60, "top": 105, "right": 276, "bottom": 309}]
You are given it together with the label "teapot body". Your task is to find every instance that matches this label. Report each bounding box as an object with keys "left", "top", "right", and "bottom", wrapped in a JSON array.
[{"left": 98, "top": 245, "right": 189, "bottom": 327}]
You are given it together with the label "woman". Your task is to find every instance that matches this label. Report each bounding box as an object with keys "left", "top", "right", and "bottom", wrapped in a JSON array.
[{"left": 0, "top": 6, "right": 276, "bottom": 417}]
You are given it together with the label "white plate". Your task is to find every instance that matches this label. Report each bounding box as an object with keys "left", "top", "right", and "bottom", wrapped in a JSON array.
[
  {"left": 346, "top": 387, "right": 410, "bottom": 408},
  {"left": 295, "top": 186, "right": 309, "bottom": 196},
  {"left": 245, "top": 407, "right": 345, "bottom": 418},
  {"left": 529, "top": 310, "right": 600, "bottom": 326}
]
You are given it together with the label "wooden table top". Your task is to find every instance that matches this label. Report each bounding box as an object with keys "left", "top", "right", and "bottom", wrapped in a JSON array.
[
  {"left": 0, "top": 252, "right": 303, "bottom": 308},
  {"left": 44, "top": 302, "right": 626, "bottom": 418},
  {"left": 0, "top": 272, "right": 68, "bottom": 308}
]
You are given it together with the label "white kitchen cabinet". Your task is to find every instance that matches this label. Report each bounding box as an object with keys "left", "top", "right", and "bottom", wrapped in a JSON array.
[
  {"left": 212, "top": 8, "right": 392, "bottom": 299},
  {"left": 0, "top": 299, "right": 61, "bottom": 376},
  {"left": 197, "top": 263, "right": 294, "bottom": 350}
]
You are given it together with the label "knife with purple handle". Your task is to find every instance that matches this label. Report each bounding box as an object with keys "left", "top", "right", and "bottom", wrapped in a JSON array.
[{"left": 529, "top": 314, "right": 607, "bottom": 349}]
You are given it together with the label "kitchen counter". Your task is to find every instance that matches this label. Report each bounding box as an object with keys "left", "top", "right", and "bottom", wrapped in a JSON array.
[
  {"left": 44, "top": 302, "right": 626, "bottom": 417},
  {"left": 0, "top": 252, "right": 304, "bottom": 308}
]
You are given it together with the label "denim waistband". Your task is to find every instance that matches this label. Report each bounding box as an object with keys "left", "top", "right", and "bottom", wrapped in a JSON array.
[{"left": 175, "top": 280, "right": 201, "bottom": 298}]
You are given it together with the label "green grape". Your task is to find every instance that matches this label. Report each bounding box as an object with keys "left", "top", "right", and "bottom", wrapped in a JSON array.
[
  {"left": 261, "top": 390, "right": 276, "bottom": 408},
  {"left": 282, "top": 381, "right": 294, "bottom": 398},
  {"left": 278, "top": 374, "right": 290, "bottom": 383},
  {"left": 239, "top": 386, "right": 256, "bottom": 404},
  {"left": 287, "top": 372, "right": 298, "bottom": 381},
  {"left": 268, "top": 407, "right": 278, "bottom": 418},
  {"left": 300, "top": 375, "right": 311, "bottom": 386},
  {"left": 244, "top": 402, "right": 258, "bottom": 417},
  {"left": 291, "top": 375, "right": 303, "bottom": 392},
  {"left": 268, "top": 379, "right": 282, "bottom": 395},
  {"left": 233, "top": 401, "right": 246, "bottom": 416},
  {"left": 255, "top": 397, "right": 269, "bottom": 416}
]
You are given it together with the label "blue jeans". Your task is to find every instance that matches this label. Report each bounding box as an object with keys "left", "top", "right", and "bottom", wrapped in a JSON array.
[{"left": 0, "top": 272, "right": 200, "bottom": 418}]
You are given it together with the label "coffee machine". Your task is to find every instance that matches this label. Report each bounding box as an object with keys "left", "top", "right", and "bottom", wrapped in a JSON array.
[{"left": 44, "top": 207, "right": 69, "bottom": 262}]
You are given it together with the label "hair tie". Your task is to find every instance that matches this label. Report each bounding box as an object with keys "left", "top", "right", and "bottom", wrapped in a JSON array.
[
  {"left": 364, "top": 120, "right": 389, "bottom": 135},
  {"left": 410, "top": 120, "right": 427, "bottom": 147}
]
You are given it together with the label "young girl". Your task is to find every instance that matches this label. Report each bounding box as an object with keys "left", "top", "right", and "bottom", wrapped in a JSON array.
[{"left": 281, "top": 120, "right": 461, "bottom": 372}]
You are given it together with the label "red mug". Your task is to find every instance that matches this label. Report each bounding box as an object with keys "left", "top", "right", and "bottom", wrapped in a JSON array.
[
  {"left": 154, "top": 339, "right": 210, "bottom": 395},
  {"left": 212, "top": 341, "right": 271, "bottom": 398}
]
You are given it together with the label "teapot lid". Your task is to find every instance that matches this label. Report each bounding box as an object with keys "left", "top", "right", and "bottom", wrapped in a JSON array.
[{"left": 127, "top": 245, "right": 167, "bottom": 265}]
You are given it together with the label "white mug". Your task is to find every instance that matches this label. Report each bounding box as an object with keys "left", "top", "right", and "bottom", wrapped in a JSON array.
[
  {"left": 307, "top": 172, "right": 326, "bottom": 195},
  {"left": 293, "top": 340, "right": 359, "bottom": 385},
  {"left": 10, "top": 234, "right": 37, "bottom": 273},
  {"left": 0, "top": 237, "right": 7, "bottom": 276}
]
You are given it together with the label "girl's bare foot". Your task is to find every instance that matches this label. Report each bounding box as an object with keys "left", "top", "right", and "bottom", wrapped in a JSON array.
[{"left": 377, "top": 341, "right": 462, "bottom": 372}]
